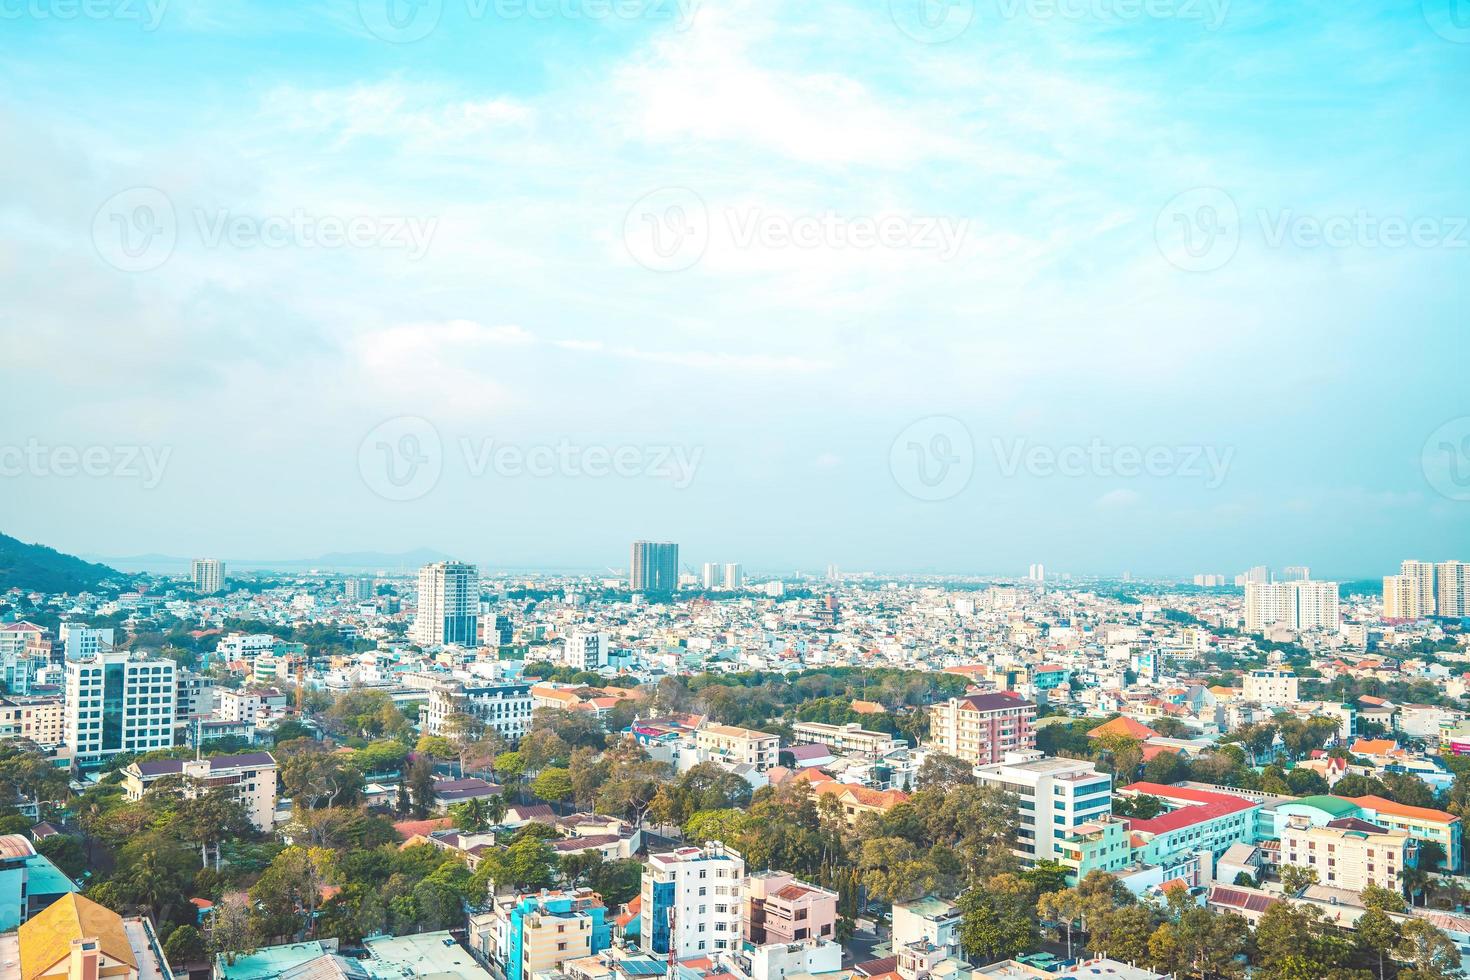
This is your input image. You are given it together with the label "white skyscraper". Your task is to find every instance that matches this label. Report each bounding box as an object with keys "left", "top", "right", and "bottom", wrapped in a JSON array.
[
  {"left": 1027, "top": 563, "right": 1045, "bottom": 582},
  {"left": 191, "top": 558, "right": 225, "bottom": 594},
  {"left": 65, "top": 650, "right": 177, "bottom": 765},
  {"left": 1245, "top": 581, "right": 1340, "bottom": 632},
  {"left": 1438, "top": 561, "right": 1470, "bottom": 618},
  {"left": 723, "top": 563, "right": 743, "bottom": 589},
  {"left": 702, "top": 562, "right": 722, "bottom": 589},
  {"left": 1384, "top": 560, "right": 1438, "bottom": 619},
  {"left": 1403, "top": 560, "right": 1438, "bottom": 616},
  {"left": 410, "top": 561, "right": 480, "bottom": 648}
]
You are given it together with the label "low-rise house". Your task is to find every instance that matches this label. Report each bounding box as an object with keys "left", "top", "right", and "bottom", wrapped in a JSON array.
[
  {"left": 2, "top": 893, "right": 170, "bottom": 980},
  {"left": 745, "top": 871, "right": 839, "bottom": 945}
]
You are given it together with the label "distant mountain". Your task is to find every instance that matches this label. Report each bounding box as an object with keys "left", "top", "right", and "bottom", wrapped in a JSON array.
[{"left": 0, "top": 533, "right": 125, "bottom": 594}]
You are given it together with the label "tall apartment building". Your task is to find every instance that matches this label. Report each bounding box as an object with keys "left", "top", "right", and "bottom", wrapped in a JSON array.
[
  {"left": 1385, "top": 560, "right": 1440, "bottom": 620},
  {"left": 1384, "top": 575, "right": 1417, "bottom": 619},
  {"left": 1281, "top": 565, "right": 1312, "bottom": 582},
  {"left": 64, "top": 651, "right": 177, "bottom": 765},
  {"left": 343, "top": 576, "right": 375, "bottom": 601},
  {"left": 641, "top": 843, "right": 745, "bottom": 958},
  {"left": 411, "top": 561, "right": 480, "bottom": 648},
  {"left": 744, "top": 871, "right": 838, "bottom": 945},
  {"left": 1243, "top": 668, "right": 1299, "bottom": 706},
  {"left": 631, "top": 541, "right": 679, "bottom": 593},
  {"left": 560, "top": 632, "right": 610, "bottom": 672},
  {"left": 191, "top": 558, "right": 226, "bottom": 594},
  {"left": 1402, "top": 560, "right": 1438, "bottom": 614},
  {"left": 701, "top": 561, "right": 743, "bottom": 590},
  {"left": 929, "top": 692, "right": 1037, "bottom": 766},
  {"left": 123, "top": 751, "right": 279, "bottom": 830},
  {"left": 1281, "top": 816, "right": 1413, "bottom": 891},
  {"left": 422, "top": 678, "right": 533, "bottom": 742},
  {"left": 1437, "top": 561, "right": 1470, "bottom": 618},
  {"left": 975, "top": 751, "right": 1112, "bottom": 867},
  {"left": 1244, "top": 581, "right": 1340, "bottom": 632}
]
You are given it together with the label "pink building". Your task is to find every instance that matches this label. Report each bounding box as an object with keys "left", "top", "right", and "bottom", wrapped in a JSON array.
[{"left": 745, "top": 871, "right": 838, "bottom": 945}]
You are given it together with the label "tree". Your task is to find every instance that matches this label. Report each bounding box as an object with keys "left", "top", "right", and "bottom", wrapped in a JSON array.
[
  {"left": 207, "top": 897, "right": 256, "bottom": 965},
  {"left": 281, "top": 747, "right": 362, "bottom": 812},
  {"left": 1142, "top": 751, "right": 1188, "bottom": 785},
  {"left": 250, "top": 846, "right": 337, "bottom": 942},
  {"left": 1094, "top": 733, "right": 1144, "bottom": 780},
  {"left": 1037, "top": 888, "right": 1087, "bottom": 959},
  {"left": 1396, "top": 918, "right": 1462, "bottom": 980},
  {"left": 1252, "top": 902, "right": 1349, "bottom": 980},
  {"left": 451, "top": 798, "right": 491, "bottom": 832},
  {"left": 1418, "top": 840, "right": 1447, "bottom": 874},
  {"left": 532, "top": 767, "right": 575, "bottom": 805},
  {"left": 163, "top": 925, "right": 206, "bottom": 968},
  {"left": 1361, "top": 883, "right": 1407, "bottom": 913},
  {"left": 1113, "top": 795, "right": 1165, "bottom": 819},
  {"left": 958, "top": 885, "right": 1035, "bottom": 963},
  {"left": 1355, "top": 907, "right": 1399, "bottom": 980},
  {"left": 914, "top": 752, "right": 973, "bottom": 791},
  {"left": 35, "top": 834, "right": 86, "bottom": 879},
  {"left": 588, "top": 858, "right": 644, "bottom": 906},
  {"left": 1285, "top": 768, "right": 1330, "bottom": 796},
  {"left": 1089, "top": 902, "right": 1158, "bottom": 965},
  {"left": 1279, "top": 864, "right": 1318, "bottom": 895},
  {"left": 407, "top": 758, "right": 436, "bottom": 819},
  {"left": 175, "top": 785, "right": 253, "bottom": 870}
]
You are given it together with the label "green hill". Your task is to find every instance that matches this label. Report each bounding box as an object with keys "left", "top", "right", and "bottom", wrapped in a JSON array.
[{"left": 0, "top": 532, "right": 124, "bottom": 594}]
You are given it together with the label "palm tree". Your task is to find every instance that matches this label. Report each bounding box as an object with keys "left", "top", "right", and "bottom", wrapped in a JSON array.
[
  {"left": 487, "top": 792, "right": 508, "bottom": 828},
  {"left": 1401, "top": 867, "right": 1430, "bottom": 907}
]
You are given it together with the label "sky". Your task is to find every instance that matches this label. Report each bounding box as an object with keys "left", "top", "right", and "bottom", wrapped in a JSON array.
[{"left": 0, "top": 0, "right": 1467, "bottom": 579}]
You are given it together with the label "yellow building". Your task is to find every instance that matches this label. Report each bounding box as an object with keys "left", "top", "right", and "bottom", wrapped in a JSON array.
[{"left": 10, "top": 893, "right": 168, "bottom": 980}]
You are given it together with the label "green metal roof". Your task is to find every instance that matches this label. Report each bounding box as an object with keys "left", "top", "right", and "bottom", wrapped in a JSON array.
[{"left": 1291, "top": 795, "right": 1360, "bottom": 817}]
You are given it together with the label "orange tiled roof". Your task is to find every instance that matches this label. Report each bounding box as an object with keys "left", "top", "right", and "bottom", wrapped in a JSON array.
[
  {"left": 1088, "top": 716, "right": 1160, "bottom": 740},
  {"left": 1351, "top": 795, "right": 1459, "bottom": 825}
]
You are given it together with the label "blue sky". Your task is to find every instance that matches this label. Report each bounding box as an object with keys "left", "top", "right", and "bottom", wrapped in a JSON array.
[{"left": 1, "top": 0, "right": 1467, "bottom": 578}]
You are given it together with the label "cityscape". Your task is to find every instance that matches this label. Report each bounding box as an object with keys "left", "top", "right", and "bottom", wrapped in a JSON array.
[
  {"left": 0, "top": 540, "right": 1468, "bottom": 980},
  {"left": 2, "top": 0, "right": 1469, "bottom": 979}
]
